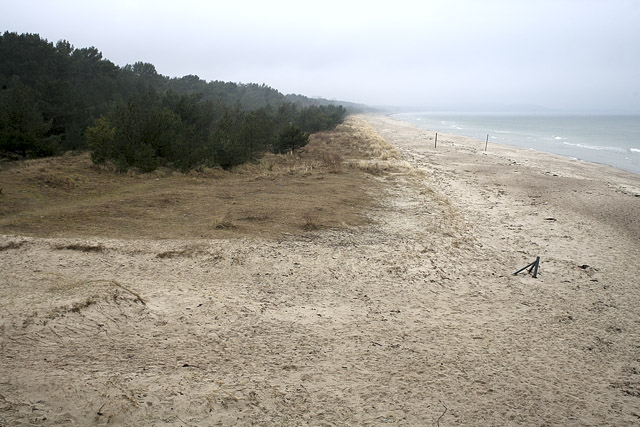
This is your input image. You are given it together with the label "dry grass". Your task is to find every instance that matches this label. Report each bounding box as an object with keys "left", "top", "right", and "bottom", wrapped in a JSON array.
[
  {"left": 304, "top": 119, "right": 401, "bottom": 162},
  {"left": 301, "top": 211, "right": 320, "bottom": 231},
  {"left": 54, "top": 243, "right": 105, "bottom": 253},
  {"left": 355, "top": 160, "right": 391, "bottom": 176},
  {"left": 320, "top": 151, "right": 343, "bottom": 174},
  {"left": 0, "top": 240, "right": 26, "bottom": 251},
  {"left": 0, "top": 116, "right": 397, "bottom": 240},
  {"left": 211, "top": 214, "right": 236, "bottom": 230},
  {"left": 156, "top": 244, "right": 218, "bottom": 259}
]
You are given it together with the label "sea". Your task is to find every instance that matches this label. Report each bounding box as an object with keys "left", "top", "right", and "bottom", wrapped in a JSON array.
[{"left": 393, "top": 112, "right": 640, "bottom": 175}]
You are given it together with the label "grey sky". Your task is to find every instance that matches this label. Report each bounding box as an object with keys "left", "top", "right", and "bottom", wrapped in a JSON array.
[{"left": 3, "top": 0, "right": 639, "bottom": 112}]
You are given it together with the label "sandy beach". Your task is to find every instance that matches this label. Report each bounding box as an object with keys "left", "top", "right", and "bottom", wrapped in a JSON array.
[{"left": 1, "top": 113, "right": 640, "bottom": 425}]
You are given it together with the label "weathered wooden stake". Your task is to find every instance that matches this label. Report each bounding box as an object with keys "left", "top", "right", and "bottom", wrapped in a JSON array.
[
  {"left": 485, "top": 134, "right": 489, "bottom": 151},
  {"left": 435, "top": 132, "right": 438, "bottom": 148},
  {"left": 531, "top": 256, "right": 540, "bottom": 278},
  {"left": 514, "top": 256, "right": 541, "bottom": 278}
]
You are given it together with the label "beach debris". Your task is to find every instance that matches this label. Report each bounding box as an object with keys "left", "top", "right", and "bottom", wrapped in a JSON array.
[
  {"left": 578, "top": 264, "right": 599, "bottom": 279},
  {"left": 544, "top": 217, "right": 557, "bottom": 221},
  {"left": 514, "top": 256, "right": 541, "bottom": 278}
]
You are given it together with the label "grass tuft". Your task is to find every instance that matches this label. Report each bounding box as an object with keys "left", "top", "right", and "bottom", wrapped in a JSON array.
[
  {"left": 320, "top": 151, "right": 343, "bottom": 174},
  {"left": 211, "top": 215, "right": 237, "bottom": 230},
  {"left": 55, "top": 243, "right": 105, "bottom": 253},
  {"left": 301, "top": 211, "right": 320, "bottom": 231},
  {"left": 0, "top": 241, "right": 26, "bottom": 251}
]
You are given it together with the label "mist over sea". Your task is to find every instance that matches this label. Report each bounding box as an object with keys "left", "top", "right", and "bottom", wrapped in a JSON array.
[{"left": 393, "top": 112, "right": 640, "bottom": 175}]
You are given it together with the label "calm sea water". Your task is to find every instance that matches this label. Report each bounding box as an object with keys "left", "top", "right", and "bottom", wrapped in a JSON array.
[{"left": 393, "top": 112, "right": 640, "bottom": 175}]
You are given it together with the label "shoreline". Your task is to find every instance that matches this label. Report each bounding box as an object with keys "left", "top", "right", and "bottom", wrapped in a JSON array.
[
  {"left": 389, "top": 111, "right": 640, "bottom": 176},
  {"left": 382, "top": 112, "right": 640, "bottom": 184},
  {"left": 365, "top": 113, "right": 640, "bottom": 242},
  {"left": 364, "top": 112, "right": 640, "bottom": 422}
]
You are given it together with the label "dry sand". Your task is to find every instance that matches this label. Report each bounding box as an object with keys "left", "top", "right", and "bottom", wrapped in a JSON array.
[{"left": 1, "top": 114, "right": 640, "bottom": 425}]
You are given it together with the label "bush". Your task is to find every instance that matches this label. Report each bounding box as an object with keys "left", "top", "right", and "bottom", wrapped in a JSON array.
[
  {"left": 274, "top": 124, "right": 309, "bottom": 154},
  {"left": 86, "top": 117, "right": 115, "bottom": 164}
]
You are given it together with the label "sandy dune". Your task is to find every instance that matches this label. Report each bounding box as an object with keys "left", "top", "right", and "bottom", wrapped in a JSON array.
[{"left": 1, "top": 114, "right": 640, "bottom": 425}]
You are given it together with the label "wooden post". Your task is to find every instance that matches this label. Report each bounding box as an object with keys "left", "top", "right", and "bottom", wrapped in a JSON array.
[
  {"left": 513, "top": 256, "right": 541, "bottom": 278},
  {"left": 531, "top": 256, "right": 540, "bottom": 278},
  {"left": 435, "top": 132, "right": 438, "bottom": 148},
  {"left": 485, "top": 134, "right": 489, "bottom": 151}
]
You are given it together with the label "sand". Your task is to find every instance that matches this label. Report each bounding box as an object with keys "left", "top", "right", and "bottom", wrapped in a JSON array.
[{"left": 1, "top": 113, "right": 640, "bottom": 425}]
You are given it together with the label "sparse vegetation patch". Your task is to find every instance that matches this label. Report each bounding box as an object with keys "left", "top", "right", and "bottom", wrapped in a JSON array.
[
  {"left": 0, "top": 240, "right": 26, "bottom": 251},
  {"left": 54, "top": 243, "right": 105, "bottom": 253},
  {"left": 0, "top": 116, "right": 402, "bottom": 239},
  {"left": 301, "top": 211, "right": 320, "bottom": 231}
]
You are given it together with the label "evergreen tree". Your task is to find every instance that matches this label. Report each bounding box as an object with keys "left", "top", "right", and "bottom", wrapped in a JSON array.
[
  {"left": 1, "top": 31, "right": 350, "bottom": 169},
  {"left": 0, "top": 77, "right": 56, "bottom": 158},
  {"left": 274, "top": 124, "right": 309, "bottom": 154}
]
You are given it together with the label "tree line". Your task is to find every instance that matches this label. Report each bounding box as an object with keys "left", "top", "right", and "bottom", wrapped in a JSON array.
[{"left": 0, "top": 31, "right": 349, "bottom": 170}]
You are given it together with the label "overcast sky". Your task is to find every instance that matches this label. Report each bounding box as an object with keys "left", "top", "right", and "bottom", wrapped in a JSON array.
[{"left": 3, "top": 0, "right": 639, "bottom": 112}]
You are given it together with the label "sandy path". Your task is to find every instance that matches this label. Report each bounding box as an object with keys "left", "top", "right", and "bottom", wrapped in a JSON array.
[{"left": 1, "top": 114, "right": 640, "bottom": 425}]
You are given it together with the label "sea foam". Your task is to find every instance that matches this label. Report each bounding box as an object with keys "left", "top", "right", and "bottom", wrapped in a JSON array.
[{"left": 562, "top": 141, "right": 628, "bottom": 153}]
